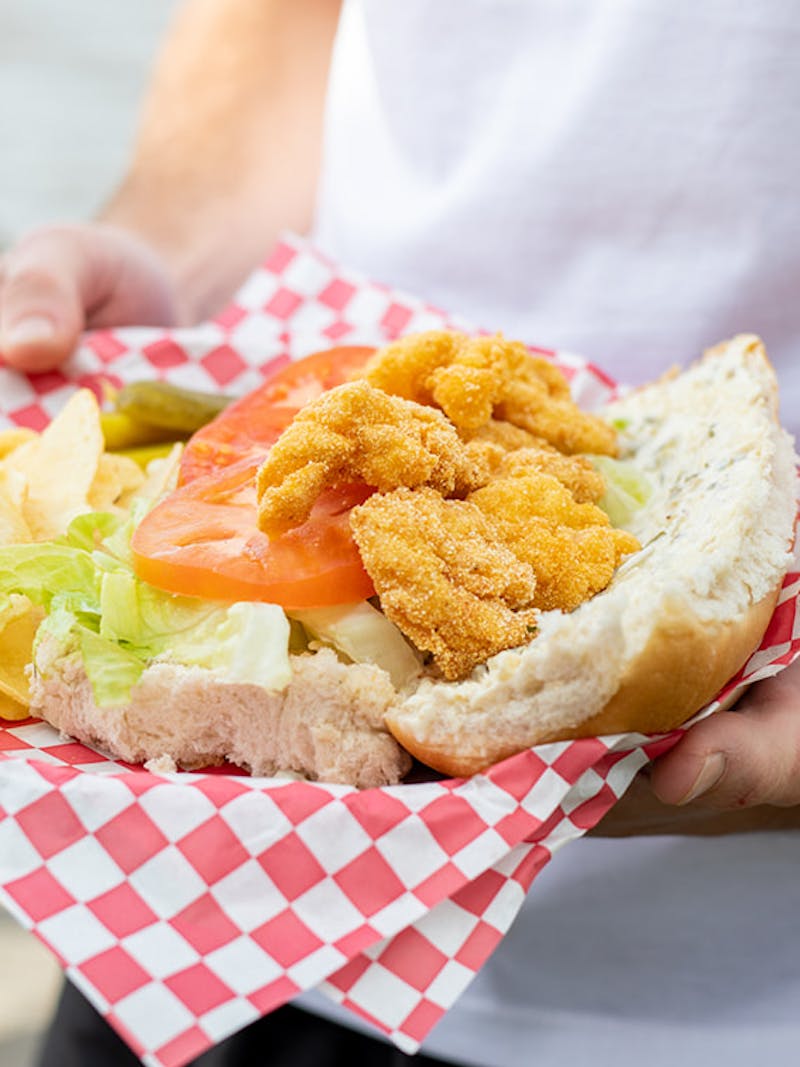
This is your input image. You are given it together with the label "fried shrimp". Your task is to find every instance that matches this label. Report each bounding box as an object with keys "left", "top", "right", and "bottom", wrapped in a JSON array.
[
  {"left": 469, "top": 472, "right": 640, "bottom": 613},
  {"left": 460, "top": 418, "right": 545, "bottom": 452},
  {"left": 458, "top": 437, "right": 608, "bottom": 501},
  {"left": 255, "top": 330, "right": 638, "bottom": 679},
  {"left": 496, "top": 447, "right": 607, "bottom": 503},
  {"left": 350, "top": 487, "right": 539, "bottom": 680},
  {"left": 256, "top": 381, "right": 488, "bottom": 536},
  {"left": 362, "top": 331, "right": 618, "bottom": 455}
]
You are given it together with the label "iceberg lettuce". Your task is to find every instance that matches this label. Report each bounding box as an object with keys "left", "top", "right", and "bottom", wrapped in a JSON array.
[
  {"left": 290, "top": 600, "right": 421, "bottom": 688},
  {"left": 0, "top": 506, "right": 291, "bottom": 708},
  {"left": 589, "top": 455, "right": 652, "bottom": 528}
]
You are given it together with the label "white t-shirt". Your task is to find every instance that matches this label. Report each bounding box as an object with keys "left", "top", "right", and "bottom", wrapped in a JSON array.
[
  {"left": 305, "top": 2, "right": 800, "bottom": 1064},
  {"left": 315, "top": 0, "right": 800, "bottom": 433}
]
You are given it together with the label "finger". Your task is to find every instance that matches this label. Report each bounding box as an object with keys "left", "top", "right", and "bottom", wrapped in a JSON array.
[
  {"left": 0, "top": 227, "right": 98, "bottom": 372},
  {"left": 650, "top": 672, "right": 800, "bottom": 809},
  {"left": 592, "top": 768, "right": 800, "bottom": 836}
]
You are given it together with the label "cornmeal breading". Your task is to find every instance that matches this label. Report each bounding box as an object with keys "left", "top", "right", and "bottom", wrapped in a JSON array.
[
  {"left": 349, "top": 488, "right": 539, "bottom": 681},
  {"left": 255, "top": 330, "right": 637, "bottom": 679},
  {"left": 496, "top": 447, "right": 607, "bottom": 504},
  {"left": 509, "top": 395, "right": 618, "bottom": 456},
  {"left": 256, "top": 381, "right": 489, "bottom": 536},
  {"left": 362, "top": 331, "right": 617, "bottom": 455},
  {"left": 460, "top": 418, "right": 545, "bottom": 452},
  {"left": 458, "top": 420, "right": 544, "bottom": 477},
  {"left": 469, "top": 472, "right": 640, "bottom": 612},
  {"left": 459, "top": 437, "right": 607, "bottom": 502}
]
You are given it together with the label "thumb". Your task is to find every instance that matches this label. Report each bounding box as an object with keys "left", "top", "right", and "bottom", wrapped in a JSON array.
[
  {"left": 0, "top": 227, "right": 92, "bottom": 373},
  {"left": 650, "top": 666, "right": 800, "bottom": 809}
]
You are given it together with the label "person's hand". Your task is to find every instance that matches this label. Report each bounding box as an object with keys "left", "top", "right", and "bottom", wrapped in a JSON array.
[
  {"left": 652, "top": 655, "right": 800, "bottom": 808},
  {"left": 593, "top": 656, "right": 800, "bottom": 836},
  {"left": 0, "top": 223, "right": 180, "bottom": 373}
]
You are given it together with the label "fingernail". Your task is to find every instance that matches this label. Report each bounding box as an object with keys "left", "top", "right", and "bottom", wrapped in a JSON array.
[
  {"left": 678, "top": 752, "right": 727, "bottom": 805},
  {"left": 5, "top": 316, "right": 56, "bottom": 347}
]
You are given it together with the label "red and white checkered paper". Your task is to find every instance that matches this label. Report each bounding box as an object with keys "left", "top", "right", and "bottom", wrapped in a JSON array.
[{"left": 1, "top": 234, "right": 799, "bottom": 1067}]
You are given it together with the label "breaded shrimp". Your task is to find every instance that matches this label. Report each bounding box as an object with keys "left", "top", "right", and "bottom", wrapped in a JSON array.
[
  {"left": 256, "top": 380, "right": 489, "bottom": 536},
  {"left": 362, "top": 330, "right": 618, "bottom": 454},
  {"left": 350, "top": 487, "right": 539, "bottom": 680},
  {"left": 469, "top": 472, "right": 640, "bottom": 612}
]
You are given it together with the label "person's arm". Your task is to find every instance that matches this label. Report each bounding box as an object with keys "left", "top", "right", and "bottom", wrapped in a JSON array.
[
  {"left": 104, "top": 0, "right": 342, "bottom": 320},
  {"left": 593, "top": 656, "right": 800, "bottom": 836},
  {"left": 0, "top": 0, "right": 342, "bottom": 371}
]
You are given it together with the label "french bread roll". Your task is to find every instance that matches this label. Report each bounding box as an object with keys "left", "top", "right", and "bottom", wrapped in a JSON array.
[
  {"left": 27, "top": 335, "right": 796, "bottom": 785},
  {"left": 384, "top": 335, "right": 797, "bottom": 776}
]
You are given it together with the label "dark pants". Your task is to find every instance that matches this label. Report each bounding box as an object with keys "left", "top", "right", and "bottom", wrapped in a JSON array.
[{"left": 38, "top": 982, "right": 457, "bottom": 1067}]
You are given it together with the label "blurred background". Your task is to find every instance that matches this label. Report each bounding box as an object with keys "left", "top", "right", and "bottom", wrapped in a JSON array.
[
  {"left": 0, "top": 3, "right": 175, "bottom": 1062},
  {"left": 0, "top": 1, "right": 175, "bottom": 245}
]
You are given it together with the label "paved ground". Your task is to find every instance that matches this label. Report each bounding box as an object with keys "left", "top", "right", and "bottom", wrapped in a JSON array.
[{"left": 0, "top": 5, "right": 175, "bottom": 1062}]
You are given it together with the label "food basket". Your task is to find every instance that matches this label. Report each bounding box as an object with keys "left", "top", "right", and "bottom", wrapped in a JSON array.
[{"left": 1, "top": 236, "right": 797, "bottom": 1067}]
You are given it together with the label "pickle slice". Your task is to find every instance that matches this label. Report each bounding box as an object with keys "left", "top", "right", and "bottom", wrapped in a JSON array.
[{"left": 114, "top": 381, "right": 232, "bottom": 435}]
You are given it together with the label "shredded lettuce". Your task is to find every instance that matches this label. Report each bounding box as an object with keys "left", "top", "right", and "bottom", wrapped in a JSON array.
[
  {"left": 290, "top": 601, "right": 422, "bottom": 689},
  {"left": 0, "top": 542, "right": 100, "bottom": 612},
  {"left": 79, "top": 625, "right": 149, "bottom": 708},
  {"left": 1, "top": 500, "right": 291, "bottom": 708},
  {"left": 589, "top": 455, "right": 652, "bottom": 528}
]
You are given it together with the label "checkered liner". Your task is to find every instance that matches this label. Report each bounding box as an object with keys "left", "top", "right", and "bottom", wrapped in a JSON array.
[{"left": 1, "top": 234, "right": 798, "bottom": 1067}]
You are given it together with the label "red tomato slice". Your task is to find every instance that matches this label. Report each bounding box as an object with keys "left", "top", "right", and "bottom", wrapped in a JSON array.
[
  {"left": 180, "top": 345, "right": 375, "bottom": 483},
  {"left": 132, "top": 459, "right": 376, "bottom": 607},
  {"left": 133, "top": 346, "right": 378, "bottom": 607}
]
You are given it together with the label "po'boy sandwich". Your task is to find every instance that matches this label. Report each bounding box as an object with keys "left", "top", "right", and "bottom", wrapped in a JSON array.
[{"left": 5, "top": 332, "right": 795, "bottom": 785}]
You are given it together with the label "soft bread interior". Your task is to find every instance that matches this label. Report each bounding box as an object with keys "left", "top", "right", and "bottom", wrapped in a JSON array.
[
  {"left": 386, "top": 335, "right": 797, "bottom": 776},
  {"left": 30, "top": 642, "right": 411, "bottom": 788}
]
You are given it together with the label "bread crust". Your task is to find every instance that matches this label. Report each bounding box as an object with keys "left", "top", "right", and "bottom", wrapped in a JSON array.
[
  {"left": 388, "top": 589, "right": 780, "bottom": 778},
  {"left": 29, "top": 335, "right": 796, "bottom": 786},
  {"left": 385, "top": 336, "right": 797, "bottom": 778},
  {"left": 564, "top": 589, "right": 779, "bottom": 740}
]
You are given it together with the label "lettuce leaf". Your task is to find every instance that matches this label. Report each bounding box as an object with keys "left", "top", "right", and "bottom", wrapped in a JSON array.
[
  {"left": 79, "top": 626, "right": 148, "bottom": 708},
  {"left": 0, "top": 543, "right": 100, "bottom": 613},
  {"left": 3, "top": 504, "right": 291, "bottom": 707},
  {"left": 589, "top": 455, "right": 652, "bottom": 528},
  {"left": 290, "top": 601, "right": 421, "bottom": 688}
]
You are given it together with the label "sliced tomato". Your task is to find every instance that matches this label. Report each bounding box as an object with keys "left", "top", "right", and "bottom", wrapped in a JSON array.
[
  {"left": 132, "top": 459, "right": 376, "bottom": 607},
  {"left": 133, "top": 345, "right": 378, "bottom": 607},
  {"left": 180, "top": 345, "right": 375, "bottom": 482}
]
